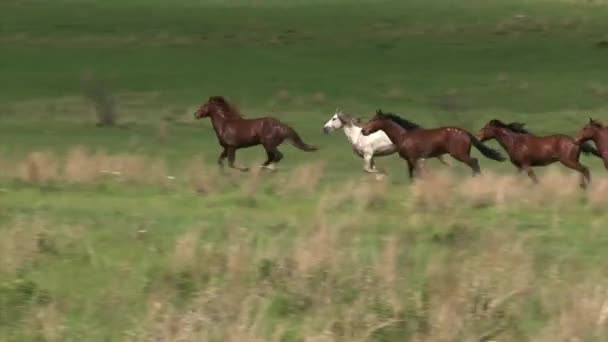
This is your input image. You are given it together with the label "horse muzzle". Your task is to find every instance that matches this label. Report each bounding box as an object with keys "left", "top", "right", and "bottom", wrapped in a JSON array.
[{"left": 323, "top": 126, "right": 331, "bottom": 134}]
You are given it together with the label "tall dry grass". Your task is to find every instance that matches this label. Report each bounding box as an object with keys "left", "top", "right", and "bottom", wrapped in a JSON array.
[
  {"left": 3, "top": 168, "right": 608, "bottom": 340},
  {"left": 130, "top": 214, "right": 590, "bottom": 341},
  {"left": 6, "top": 146, "right": 608, "bottom": 207}
]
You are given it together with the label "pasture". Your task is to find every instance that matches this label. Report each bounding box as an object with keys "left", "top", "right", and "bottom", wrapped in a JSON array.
[{"left": 1, "top": 0, "right": 608, "bottom": 340}]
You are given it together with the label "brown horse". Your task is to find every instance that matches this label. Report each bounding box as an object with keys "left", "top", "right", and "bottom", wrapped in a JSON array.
[
  {"left": 194, "top": 96, "right": 317, "bottom": 171},
  {"left": 575, "top": 118, "right": 608, "bottom": 170},
  {"left": 477, "top": 119, "right": 601, "bottom": 187},
  {"left": 360, "top": 110, "right": 505, "bottom": 179}
]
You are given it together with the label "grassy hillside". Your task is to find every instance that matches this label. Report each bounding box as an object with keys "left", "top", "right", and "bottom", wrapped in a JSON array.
[{"left": 2, "top": 0, "right": 608, "bottom": 341}]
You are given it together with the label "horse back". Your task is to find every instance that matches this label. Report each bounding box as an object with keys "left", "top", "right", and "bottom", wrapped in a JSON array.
[{"left": 402, "top": 126, "right": 467, "bottom": 156}]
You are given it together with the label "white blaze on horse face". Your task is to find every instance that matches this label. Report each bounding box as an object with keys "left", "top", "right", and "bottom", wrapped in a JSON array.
[{"left": 323, "top": 113, "right": 344, "bottom": 132}]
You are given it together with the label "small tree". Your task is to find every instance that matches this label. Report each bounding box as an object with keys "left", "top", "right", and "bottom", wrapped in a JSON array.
[{"left": 81, "top": 73, "right": 117, "bottom": 127}]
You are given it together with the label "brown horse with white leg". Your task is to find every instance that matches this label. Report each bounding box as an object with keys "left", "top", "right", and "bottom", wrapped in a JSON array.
[
  {"left": 361, "top": 110, "right": 505, "bottom": 180},
  {"left": 477, "top": 119, "right": 601, "bottom": 188},
  {"left": 194, "top": 96, "right": 317, "bottom": 171},
  {"left": 575, "top": 118, "right": 608, "bottom": 170}
]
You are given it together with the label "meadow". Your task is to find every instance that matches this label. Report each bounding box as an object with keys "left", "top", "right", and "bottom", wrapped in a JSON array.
[{"left": 2, "top": 0, "right": 608, "bottom": 340}]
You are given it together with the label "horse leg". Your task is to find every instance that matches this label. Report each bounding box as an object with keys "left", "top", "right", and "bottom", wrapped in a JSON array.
[
  {"left": 261, "top": 141, "right": 279, "bottom": 169},
  {"left": 270, "top": 149, "right": 284, "bottom": 170},
  {"left": 226, "top": 147, "right": 249, "bottom": 172},
  {"left": 522, "top": 165, "right": 539, "bottom": 184},
  {"left": 560, "top": 159, "right": 590, "bottom": 189},
  {"left": 437, "top": 155, "right": 452, "bottom": 167},
  {"left": 363, "top": 153, "right": 378, "bottom": 173},
  {"left": 260, "top": 148, "right": 275, "bottom": 170},
  {"left": 451, "top": 153, "right": 481, "bottom": 177},
  {"left": 406, "top": 160, "right": 415, "bottom": 180},
  {"left": 406, "top": 158, "right": 421, "bottom": 181},
  {"left": 217, "top": 148, "right": 228, "bottom": 170}
]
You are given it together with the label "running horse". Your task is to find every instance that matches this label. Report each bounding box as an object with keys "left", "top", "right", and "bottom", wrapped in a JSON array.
[
  {"left": 360, "top": 110, "right": 505, "bottom": 179},
  {"left": 322, "top": 109, "right": 450, "bottom": 173},
  {"left": 477, "top": 119, "right": 601, "bottom": 187},
  {"left": 194, "top": 96, "right": 317, "bottom": 171},
  {"left": 575, "top": 118, "right": 608, "bottom": 170}
]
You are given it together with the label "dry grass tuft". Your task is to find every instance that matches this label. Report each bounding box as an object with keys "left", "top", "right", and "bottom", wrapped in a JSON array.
[
  {"left": 283, "top": 161, "right": 325, "bottom": 193},
  {"left": 537, "top": 281, "right": 608, "bottom": 341},
  {"left": 64, "top": 146, "right": 100, "bottom": 183},
  {"left": 241, "top": 166, "right": 265, "bottom": 196},
  {"left": 275, "top": 89, "right": 291, "bottom": 102},
  {"left": 0, "top": 218, "right": 48, "bottom": 273},
  {"left": 185, "top": 157, "right": 215, "bottom": 194},
  {"left": 157, "top": 122, "right": 170, "bottom": 143},
  {"left": 588, "top": 178, "right": 608, "bottom": 208},
  {"left": 588, "top": 81, "right": 608, "bottom": 98},
  {"left": 496, "top": 72, "right": 511, "bottom": 82},
  {"left": 382, "top": 87, "right": 406, "bottom": 100},
  {"left": 170, "top": 230, "right": 201, "bottom": 274},
  {"left": 24, "top": 302, "right": 66, "bottom": 342},
  {"left": 423, "top": 232, "right": 534, "bottom": 341},
  {"left": 410, "top": 172, "right": 456, "bottom": 210},
  {"left": 311, "top": 92, "right": 327, "bottom": 104},
  {"left": 457, "top": 171, "right": 525, "bottom": 207},
  {"left": 131, "top": 291, "right": 268, "bottom": 342},
  {"left": 19, "top": 151, "right": 59, "bottom": 183},
  {"left": 0, "top": 217, "right": 85, "bottom": 274},
  {"left": 293, "top": 217, "right": 338, "bottom": 274}
]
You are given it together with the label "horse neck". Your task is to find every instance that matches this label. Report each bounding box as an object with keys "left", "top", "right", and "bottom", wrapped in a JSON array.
[
  {"left": 593, "top": 128, "right": 608, "bottom": 144},
  {"left": 208, "top": 110, "right": 230, "bottom": 130},
  {"left": 342, "top": 124, "right": 362, "bottom": 144},
  {"left": 492, "top": 128, "right": 519, "bottom": 152},
  {"left": 377, "top": 120, "right": 406, "bottom": 144}
]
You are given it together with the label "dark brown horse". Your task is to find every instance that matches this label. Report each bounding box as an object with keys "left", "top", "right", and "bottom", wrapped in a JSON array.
[
  {"left": 477, "top": 119, "right": 601, "bottom": 187},
  {"left": 194, "top": 96, "right": 317, "bottom": 171},
  {"left": 360, "top": 110, "right": 505, "bottom": 179},
  {"left": 575, "top": 118, "right": 608, "bottom": 170}
]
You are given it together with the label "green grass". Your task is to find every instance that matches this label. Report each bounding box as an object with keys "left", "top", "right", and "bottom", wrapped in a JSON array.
[{"left": 2, "top": 0, "right": 608, "bottom": 340}]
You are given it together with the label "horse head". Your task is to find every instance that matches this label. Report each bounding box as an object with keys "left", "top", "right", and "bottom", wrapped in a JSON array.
[
  {"left": 575, "top": 118, "right": 604, "bottom": 143},
  {"left": 194, "top": 96, "right": 240, "bottom": 119}
]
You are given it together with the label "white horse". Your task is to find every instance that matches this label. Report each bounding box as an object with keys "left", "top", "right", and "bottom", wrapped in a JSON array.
[{"left": 323, "top": 110, "right": 449, "bottom": 173}]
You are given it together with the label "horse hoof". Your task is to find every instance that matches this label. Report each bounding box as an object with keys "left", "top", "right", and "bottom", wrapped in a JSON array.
[{"left": 260, "top": 165, "right": 277, "bottom": 172}]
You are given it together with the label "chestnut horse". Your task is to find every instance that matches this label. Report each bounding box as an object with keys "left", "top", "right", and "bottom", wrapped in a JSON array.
[
  {"left": 477, "top": 119, "right": 601, "bottom": 187},
  {"left": 361, "top": 110, "right": 505, "bottom": 179},
  {"left": 575, "top": 118, "right": 608, "bottom": 170},
  {"left": 194, "top": 96, "right": 317, "bottom": 171}
]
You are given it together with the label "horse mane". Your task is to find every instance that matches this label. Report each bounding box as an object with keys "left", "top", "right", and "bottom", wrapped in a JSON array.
[
  {"left": 489, "top": 119, "right": 531, "bottom": 134},
  {"left": 589, "top": 118, "right": 604, "bottom": 128},
  {"left": 337, "top": 112, "right": 362, "bottom": 126},
  {"left": 209, "top": 96, "right": 242, "bottom": 117},
  {"left": 380, "top": 111, "right": 423, "bottom": 131}
]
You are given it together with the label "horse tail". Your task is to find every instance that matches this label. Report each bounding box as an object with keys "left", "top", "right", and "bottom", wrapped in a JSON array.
[
  {"left": 581, "top": 142, "right": 602, "bottom": 158},
  {"left": 467, "top": 132, "right": 506, "bottom": 162},
  {"left": 284, "top": 125, "right": 318, "bottom": 152}
]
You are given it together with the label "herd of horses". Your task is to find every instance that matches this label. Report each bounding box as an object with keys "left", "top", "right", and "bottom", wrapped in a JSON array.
[{"left": 194, "top": 96, "right": 608, "bottom": 188}]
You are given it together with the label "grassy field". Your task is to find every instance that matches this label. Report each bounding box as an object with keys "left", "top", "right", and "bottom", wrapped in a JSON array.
[{"left": 2, "top": 0, "right": 608, "bottom": 340}]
